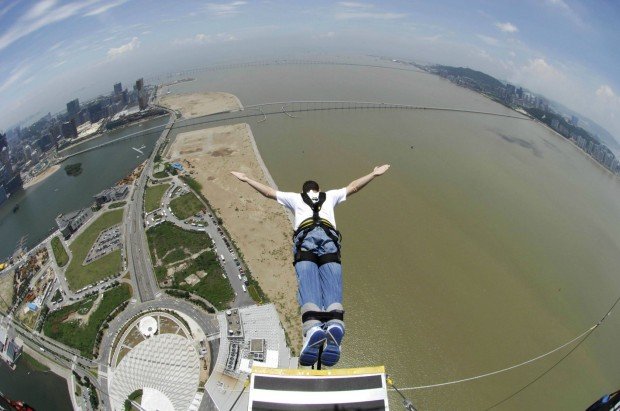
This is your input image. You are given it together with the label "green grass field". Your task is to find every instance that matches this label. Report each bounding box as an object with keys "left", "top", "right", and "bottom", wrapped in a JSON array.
[
  {"left": 144, "top": 184, "right": 169, "bottom": 213},
  {"left": 146, "top": 221, "right": 233, "bottom": 309},
  {"left": 64, "top": 210, "right": 124, "bottom": 291},
  {"left": 43, "top": 284, "right": 131, "bottom": 358},
  {"left": 169, "top": 192, "right": 204, "bottom": 220},
  {"left": 248, "top": 285, "right": 262, "bottom": 303},
  {"left": 51, "top": 236, "right": 69, "bottom": 267},
  {"left": 147, "top": 221, "right": 210, "bottom": 265},
  {"left": 108, "top": 201, "right": 126, "bottom": 209},
  {"left": 173, "top": 250, "right": 234, "bottom": 310}
]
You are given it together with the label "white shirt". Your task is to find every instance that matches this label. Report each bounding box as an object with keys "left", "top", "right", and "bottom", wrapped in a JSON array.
[{"left": 276, "top": 188, "right": 347, "bottom": 230}]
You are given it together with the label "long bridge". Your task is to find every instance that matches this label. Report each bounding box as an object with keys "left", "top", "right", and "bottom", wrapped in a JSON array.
[{"left": 55, "top": 100, "right": 530, "bottom": 162}]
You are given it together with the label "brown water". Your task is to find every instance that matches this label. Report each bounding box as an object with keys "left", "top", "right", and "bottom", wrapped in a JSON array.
[{"left": 168, "top": 61, "right": 620, "bottom": 409}]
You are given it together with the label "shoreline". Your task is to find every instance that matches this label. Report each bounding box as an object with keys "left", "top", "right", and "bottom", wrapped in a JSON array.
[
  {"left": 431, "top": 71, "right": 620, "bottom": 180},
  {"left": 165, "top": 110, "right": 302, "bottom": 352},
  {"left": 58, "top": 114, "right": 168, "bottom": 156},
  {"left": 157, "top": 92, "right": 243, "bottom": 119},
  {"left": 23, "top": 164, "right": 61, "bottom": 189},
  {"left": 245, "top": 126, "right": 294, "bottom": 225},
  {"left": 20, "top": 345, "right": 77, "bottom": 410}
]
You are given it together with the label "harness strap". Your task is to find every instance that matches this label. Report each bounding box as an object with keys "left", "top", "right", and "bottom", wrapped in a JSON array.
[
  {"left": 294, "top": 251, "right": 341, "bottom": 266},
  {"left": 292, "top": 192, "right": 343, "bottom": 266},
  {"left": 302, "top": 310, "right": 345, "bottom": 323},
  {"left": 294, "top": 250, "right": 320, "bottom": 265}
]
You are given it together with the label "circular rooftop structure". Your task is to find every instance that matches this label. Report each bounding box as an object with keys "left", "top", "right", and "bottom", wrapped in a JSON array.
[
  {"left": 138, "top": 315, "right": 158, "bottom": 337},
  {"left": 109, "top": 312, "right": 202, "bottom": 411}
]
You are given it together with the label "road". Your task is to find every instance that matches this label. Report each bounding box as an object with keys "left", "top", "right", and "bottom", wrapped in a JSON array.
[
  {"left": 123, "top": 115, "right": 175, "bottom": 302},
  {"left": 154, "top": 175, "right": 254, "bottom": 307}
]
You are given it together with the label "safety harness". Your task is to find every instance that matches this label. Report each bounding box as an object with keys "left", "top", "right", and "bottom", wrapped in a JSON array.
[
  {"left": 293, "top": 192, "right": 342, "bottom": 266},
  {"left": 302, "top": 310, "right": 344, "bottom": 324}
]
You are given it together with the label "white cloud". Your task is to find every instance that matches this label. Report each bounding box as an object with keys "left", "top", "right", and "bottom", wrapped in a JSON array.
[
  {"left": 83, "top": 0, "right": 127, "bottom": 17},
  {"left": 315, "top": 31, "right": 336, "bottom": 39},
  {"left": 495, "top": 22, "right": 518, "bottom": 33},
  {"left": 107, "top": 36, "right": 140, "bottom": 58},
  {"left": 0, "top": 0, "right": 98, "bottom": 51},
  {"left": 0, "top": 1, "right": 20, "bottom": 19},
  {"left": 419, "top": 34, "right": 442, "bottom": 42},
  {"left": 172, "top": 33, "right": 237, "bottom": 46},
  {"left": 338, "top": 2, "right": 373, "bottom": 8},
  {"left": 335, "top": 11, "right": 406, "bottom": 20},
  {"left": 596, "top": 85, "right": 617, "bottom": 101},
  {"left": 477, "top": 34, "right": 499, "bottom": 46},
  {"left": 545, "top": 0, "right": 585, "bottom": 27},
  {"left": 520, "top": 58, "right": 565, "bottom": 82},
  {"left": 23, "top": 0, "right": 57, "bottom": 20},
  {"left": 49, "top": 40, "right": 64, "bottom": 51},
  {"left": 206, "top": 1, "right": 247, "bottom": 16},
  {"left": 0, "top": 65, "right": 30, "bottom": 93}
]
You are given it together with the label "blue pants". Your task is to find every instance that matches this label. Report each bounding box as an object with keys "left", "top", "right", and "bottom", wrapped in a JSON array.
[{"left": 294, "top": 227, "right": 345, "bottom": 335}]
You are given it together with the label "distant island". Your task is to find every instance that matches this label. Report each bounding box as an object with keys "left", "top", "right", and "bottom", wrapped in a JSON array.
[
  {"left": 427, "top": 64, "right": 620, "bottom": 174},
  {"left": 64, "top": 163, "right": 83, "bottom": 176}
]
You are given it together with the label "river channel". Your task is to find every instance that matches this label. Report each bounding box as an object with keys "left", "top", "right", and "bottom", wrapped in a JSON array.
[{"left": 0, "top": 116, "right": 169, "bottom": 259}]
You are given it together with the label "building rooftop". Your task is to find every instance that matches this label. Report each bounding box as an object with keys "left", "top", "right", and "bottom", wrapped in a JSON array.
[
  {"left": 206, "top": 304, "right": 294, "bottom": 411},
  {"left": 109, "top": 333, "right": 200, "bottom": 411}
]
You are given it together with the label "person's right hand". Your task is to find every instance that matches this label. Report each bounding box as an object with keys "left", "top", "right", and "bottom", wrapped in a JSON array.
[
  {"left": 373, "top": 164, "right": 390, "bottom": 176},
  {"left": 230, "top": 171, "right": 247, "bottom": 182}
]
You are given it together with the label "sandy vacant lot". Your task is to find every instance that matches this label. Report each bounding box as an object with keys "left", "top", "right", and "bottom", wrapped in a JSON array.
[
  {"left": 23, "top": 164, "right": 60, "bottom": 189},
  {"left": 158, "top": 92, "right": 242, "bottom": 118},
  {"left": 0, "top": 272, "right": 13, "bottom": 312},
  {"left": 168, "top": 123, "right": 301, "bottom": 352}
]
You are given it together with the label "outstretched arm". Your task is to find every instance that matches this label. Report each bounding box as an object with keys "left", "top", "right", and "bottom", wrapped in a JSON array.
[
  {"left": 346, "top": 164, "right": 390, "bottom": 196},
  {"left": 230, "top": 171, "right": 277, "bottom": 199}
]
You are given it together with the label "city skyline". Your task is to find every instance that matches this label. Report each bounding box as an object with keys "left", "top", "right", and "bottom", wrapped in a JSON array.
[{"left": 0, "top": 0, "right": 619, "bottom": 141}]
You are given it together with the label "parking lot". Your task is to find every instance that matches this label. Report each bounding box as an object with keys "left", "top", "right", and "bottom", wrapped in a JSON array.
[{"left": 83, "top": 225, "right": 122, "bottom": 265}]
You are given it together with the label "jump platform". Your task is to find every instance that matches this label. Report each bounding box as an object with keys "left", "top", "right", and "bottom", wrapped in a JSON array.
[{"left": 248, "top": 365, "right": 389, "bottom": 410}]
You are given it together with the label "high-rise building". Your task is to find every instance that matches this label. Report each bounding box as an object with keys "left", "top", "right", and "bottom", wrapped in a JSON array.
[
  {"left": 0, "top": 185, "right": 7, "bottom": 206},
  {"left": 37, "top": 134, "right": 54, "bottom": 152},
  {"left": 114, "top": 82, "right": 122, "bottom": 94},
  {"left": 136, "top": 78, "right": 147, "bottom": 110},
  {"left": 138, "top": 95, "right": 148, "bottom": 110},
  {"left": 88, "top": 101, "right": 105, "bottom": 123},
  {"left": 571, "top": 115, "right": 579, "bottom": 127},
  {"left": 0, "top": 132, "right": 9, "bottom": 167},
  {"left": 61, "top": 119, "right": 78, "bottom": 139},
  {"left": 0, "top": 132, "right": 22, "bottom": 196},
  {"left": 24, "top": 145, "right": 32, "bottom": 160},
  {"left": 67, "top": 99, "right": 80, "bottom": 116}
]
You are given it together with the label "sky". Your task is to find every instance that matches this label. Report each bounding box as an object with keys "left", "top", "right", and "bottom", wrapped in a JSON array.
[{"left": 0, "top": 0, "right": 619, "bottom": 139}]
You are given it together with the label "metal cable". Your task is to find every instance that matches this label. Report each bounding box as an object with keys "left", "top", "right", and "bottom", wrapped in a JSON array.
[{"left": 393, "top": 292, "right": 620, "bottom": 392}]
